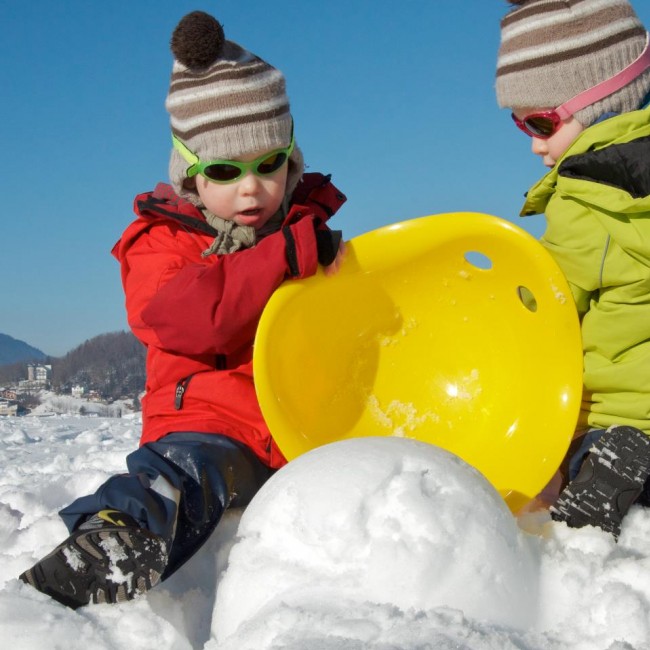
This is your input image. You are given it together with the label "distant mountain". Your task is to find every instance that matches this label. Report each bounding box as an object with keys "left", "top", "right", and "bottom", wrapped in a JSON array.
[
  {"left": 0, "top": 333, "right": 47, "bottom": 366},
  {"left": 0, "top": 331, "right": 146, "bottom": 402}
]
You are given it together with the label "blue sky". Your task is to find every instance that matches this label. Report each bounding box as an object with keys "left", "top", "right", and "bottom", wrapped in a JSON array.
[{"left": 3, "top": 1, "right": 650, "bottom": 357}]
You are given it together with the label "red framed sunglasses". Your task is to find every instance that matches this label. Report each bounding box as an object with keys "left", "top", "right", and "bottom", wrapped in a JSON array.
[
  {"left": 511, "top": 111, "right": 563, "bottom": 139},
  {"left": 511, "top": 33, "right": 650, "bottom": 139}
]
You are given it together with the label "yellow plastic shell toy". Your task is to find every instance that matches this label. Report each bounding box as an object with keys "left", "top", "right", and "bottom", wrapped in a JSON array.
[{"left": 254, "top": 213, "right": 583, "bottom": 512}]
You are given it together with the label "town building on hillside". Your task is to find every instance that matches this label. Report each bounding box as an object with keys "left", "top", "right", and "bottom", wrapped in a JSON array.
[
  {"left": 19, "top": 363, "right": 52, "bottom": 391},
  {"left": 1, "top": 388, "right": 17, "bottom": 401},
  {"left": 0, "top": 400, "right": 18, "bottom": 416},
  {"left": 27, "top": 364, "right": 52, "bottom": 385},
  {"left": 71, "top": 385, "right": 85, "bottom": 398}
]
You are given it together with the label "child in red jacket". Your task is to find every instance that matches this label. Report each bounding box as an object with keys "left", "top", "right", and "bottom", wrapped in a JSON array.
[{"left": 19, "top": 10, "right": 346, "bottom": 609}]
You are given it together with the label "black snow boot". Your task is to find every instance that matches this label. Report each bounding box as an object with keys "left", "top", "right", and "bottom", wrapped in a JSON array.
[
  {"left": 20, "top": 509, "right": 167, "bottom": 609},
  {"left": 550, "top": 425, "right": 650, "bottom": 538}
]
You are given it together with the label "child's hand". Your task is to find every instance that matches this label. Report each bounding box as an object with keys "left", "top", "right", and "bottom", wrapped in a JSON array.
[{"left": 323, "top": 239, "right": 346, "bottom": 276}]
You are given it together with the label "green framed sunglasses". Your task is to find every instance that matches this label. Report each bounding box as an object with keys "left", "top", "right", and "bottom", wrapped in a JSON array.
[{"left": 172, "top": 132, "right": 295, "bottom": 184}]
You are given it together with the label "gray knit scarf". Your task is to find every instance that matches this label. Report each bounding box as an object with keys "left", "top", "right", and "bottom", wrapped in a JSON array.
[{"left": 200, "top": 199, "right": 288, "bottom": 257}]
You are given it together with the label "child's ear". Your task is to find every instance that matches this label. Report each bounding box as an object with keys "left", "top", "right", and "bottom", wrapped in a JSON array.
[{"left": 182, "top": 177, "right": 197, "bottom": 192}]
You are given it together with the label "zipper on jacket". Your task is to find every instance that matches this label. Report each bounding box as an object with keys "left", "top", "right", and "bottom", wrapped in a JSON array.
[
  {"left": 174, "top": 359, "right": 226, "bottom": 410},
  {"left": 175, "top": 374, "right": 195, "bottom": 410}
]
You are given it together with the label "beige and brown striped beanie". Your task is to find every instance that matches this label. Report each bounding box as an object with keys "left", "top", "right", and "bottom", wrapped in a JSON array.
[
  {"left": 165, "top": 11, "right": 303, "bottom": 203},
  {"left": 496, "top": 0, "right": 650, "bottom": 127}
]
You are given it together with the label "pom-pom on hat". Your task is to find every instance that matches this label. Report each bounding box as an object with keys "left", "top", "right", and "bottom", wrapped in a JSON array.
[
  {"left": 165, "top": 11, "right": 303, "bottom": 202},
  {"left": 496, "top": 0, "right": 650, "bottom": 127}
]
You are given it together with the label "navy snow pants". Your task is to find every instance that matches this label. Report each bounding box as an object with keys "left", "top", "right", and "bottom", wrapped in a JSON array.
[{"left": 59, "top": 432, "right": 274, "bottom": 579}]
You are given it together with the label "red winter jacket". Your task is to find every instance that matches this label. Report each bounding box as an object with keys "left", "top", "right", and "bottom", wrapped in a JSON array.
[{"left": 112, "top": 174, "right": 346, "bottom": 468}]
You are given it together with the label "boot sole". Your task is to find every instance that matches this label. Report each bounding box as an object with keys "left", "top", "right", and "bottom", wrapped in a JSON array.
[
  {"left": 550, "top": 426, "right": 650, "bottom": 537},
  {"left": 20, "top": 525, "right": 167, "bottom": 609}
]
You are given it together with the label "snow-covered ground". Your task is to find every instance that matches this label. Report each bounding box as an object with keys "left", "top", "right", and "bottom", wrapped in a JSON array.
[
  {"left": 28, "top": 390, "right": 136, "bottom": 418},
  {"left": 2, "top": 411, "right": 650, "bottom": 650}
]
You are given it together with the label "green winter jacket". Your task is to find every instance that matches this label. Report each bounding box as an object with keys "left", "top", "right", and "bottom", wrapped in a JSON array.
[{"left": 520, "top": 107, "right": 650, "bottom": 434}]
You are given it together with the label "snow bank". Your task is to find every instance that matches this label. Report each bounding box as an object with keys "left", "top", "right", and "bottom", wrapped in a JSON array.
[{"left": 212, "top": 437, "right": 538, "bottom": 646}]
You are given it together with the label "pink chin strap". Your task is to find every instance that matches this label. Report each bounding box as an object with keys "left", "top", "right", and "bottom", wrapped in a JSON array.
[{"left": 555, "top": 32, "right": 650, "bottom": 120}]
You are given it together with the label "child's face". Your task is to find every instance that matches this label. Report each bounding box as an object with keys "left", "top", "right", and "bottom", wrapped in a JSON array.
[
  {"left": 195, "top": 150, "right": 289, "bottom": 230},
  {"left": 513, "top": 109, "right": 585, "bottom": 168}
]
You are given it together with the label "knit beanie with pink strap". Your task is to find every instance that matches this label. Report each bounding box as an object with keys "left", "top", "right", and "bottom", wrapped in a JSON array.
[{"left": 496, "top": 0, "right": 650, "bottom": 127}]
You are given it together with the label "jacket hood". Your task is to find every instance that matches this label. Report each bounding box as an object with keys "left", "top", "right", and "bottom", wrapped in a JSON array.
[{"left": 522, "top": 107, "right": 650, "bottom": 266}]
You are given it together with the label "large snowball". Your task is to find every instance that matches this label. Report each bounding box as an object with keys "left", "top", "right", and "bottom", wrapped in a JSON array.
[{"left": 212, "top": 437, "right": 538, "bottom": 644}]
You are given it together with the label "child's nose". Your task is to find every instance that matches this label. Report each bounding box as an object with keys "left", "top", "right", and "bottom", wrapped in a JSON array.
[
  {"left": 531, "top": 137, "right": 547, "bottom": 156},
  {"left": 239, "top": 170, "right": 261, "bottom": 193}
]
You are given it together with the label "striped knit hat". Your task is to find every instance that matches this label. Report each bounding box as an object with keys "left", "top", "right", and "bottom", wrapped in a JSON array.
[
  {"left": 496, "top": 0, "right": 650, "bottom": 127},
  {"left": 165, "top": 11, "right": 303, "bottom": 203}
]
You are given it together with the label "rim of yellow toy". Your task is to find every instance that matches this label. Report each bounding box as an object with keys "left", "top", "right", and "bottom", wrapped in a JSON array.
[{"left": 254, "top": 212, "right": 583, "bottom": 512}]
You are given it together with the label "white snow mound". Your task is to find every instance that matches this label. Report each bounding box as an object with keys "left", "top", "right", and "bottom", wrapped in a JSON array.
[{"left": 212, "top": 436, "right": 538, "bottom": 645}]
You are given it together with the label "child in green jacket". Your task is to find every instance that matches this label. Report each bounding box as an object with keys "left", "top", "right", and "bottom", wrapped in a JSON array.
[{"left": 496, "top": 0, "right": 650, "bottom": 538}]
